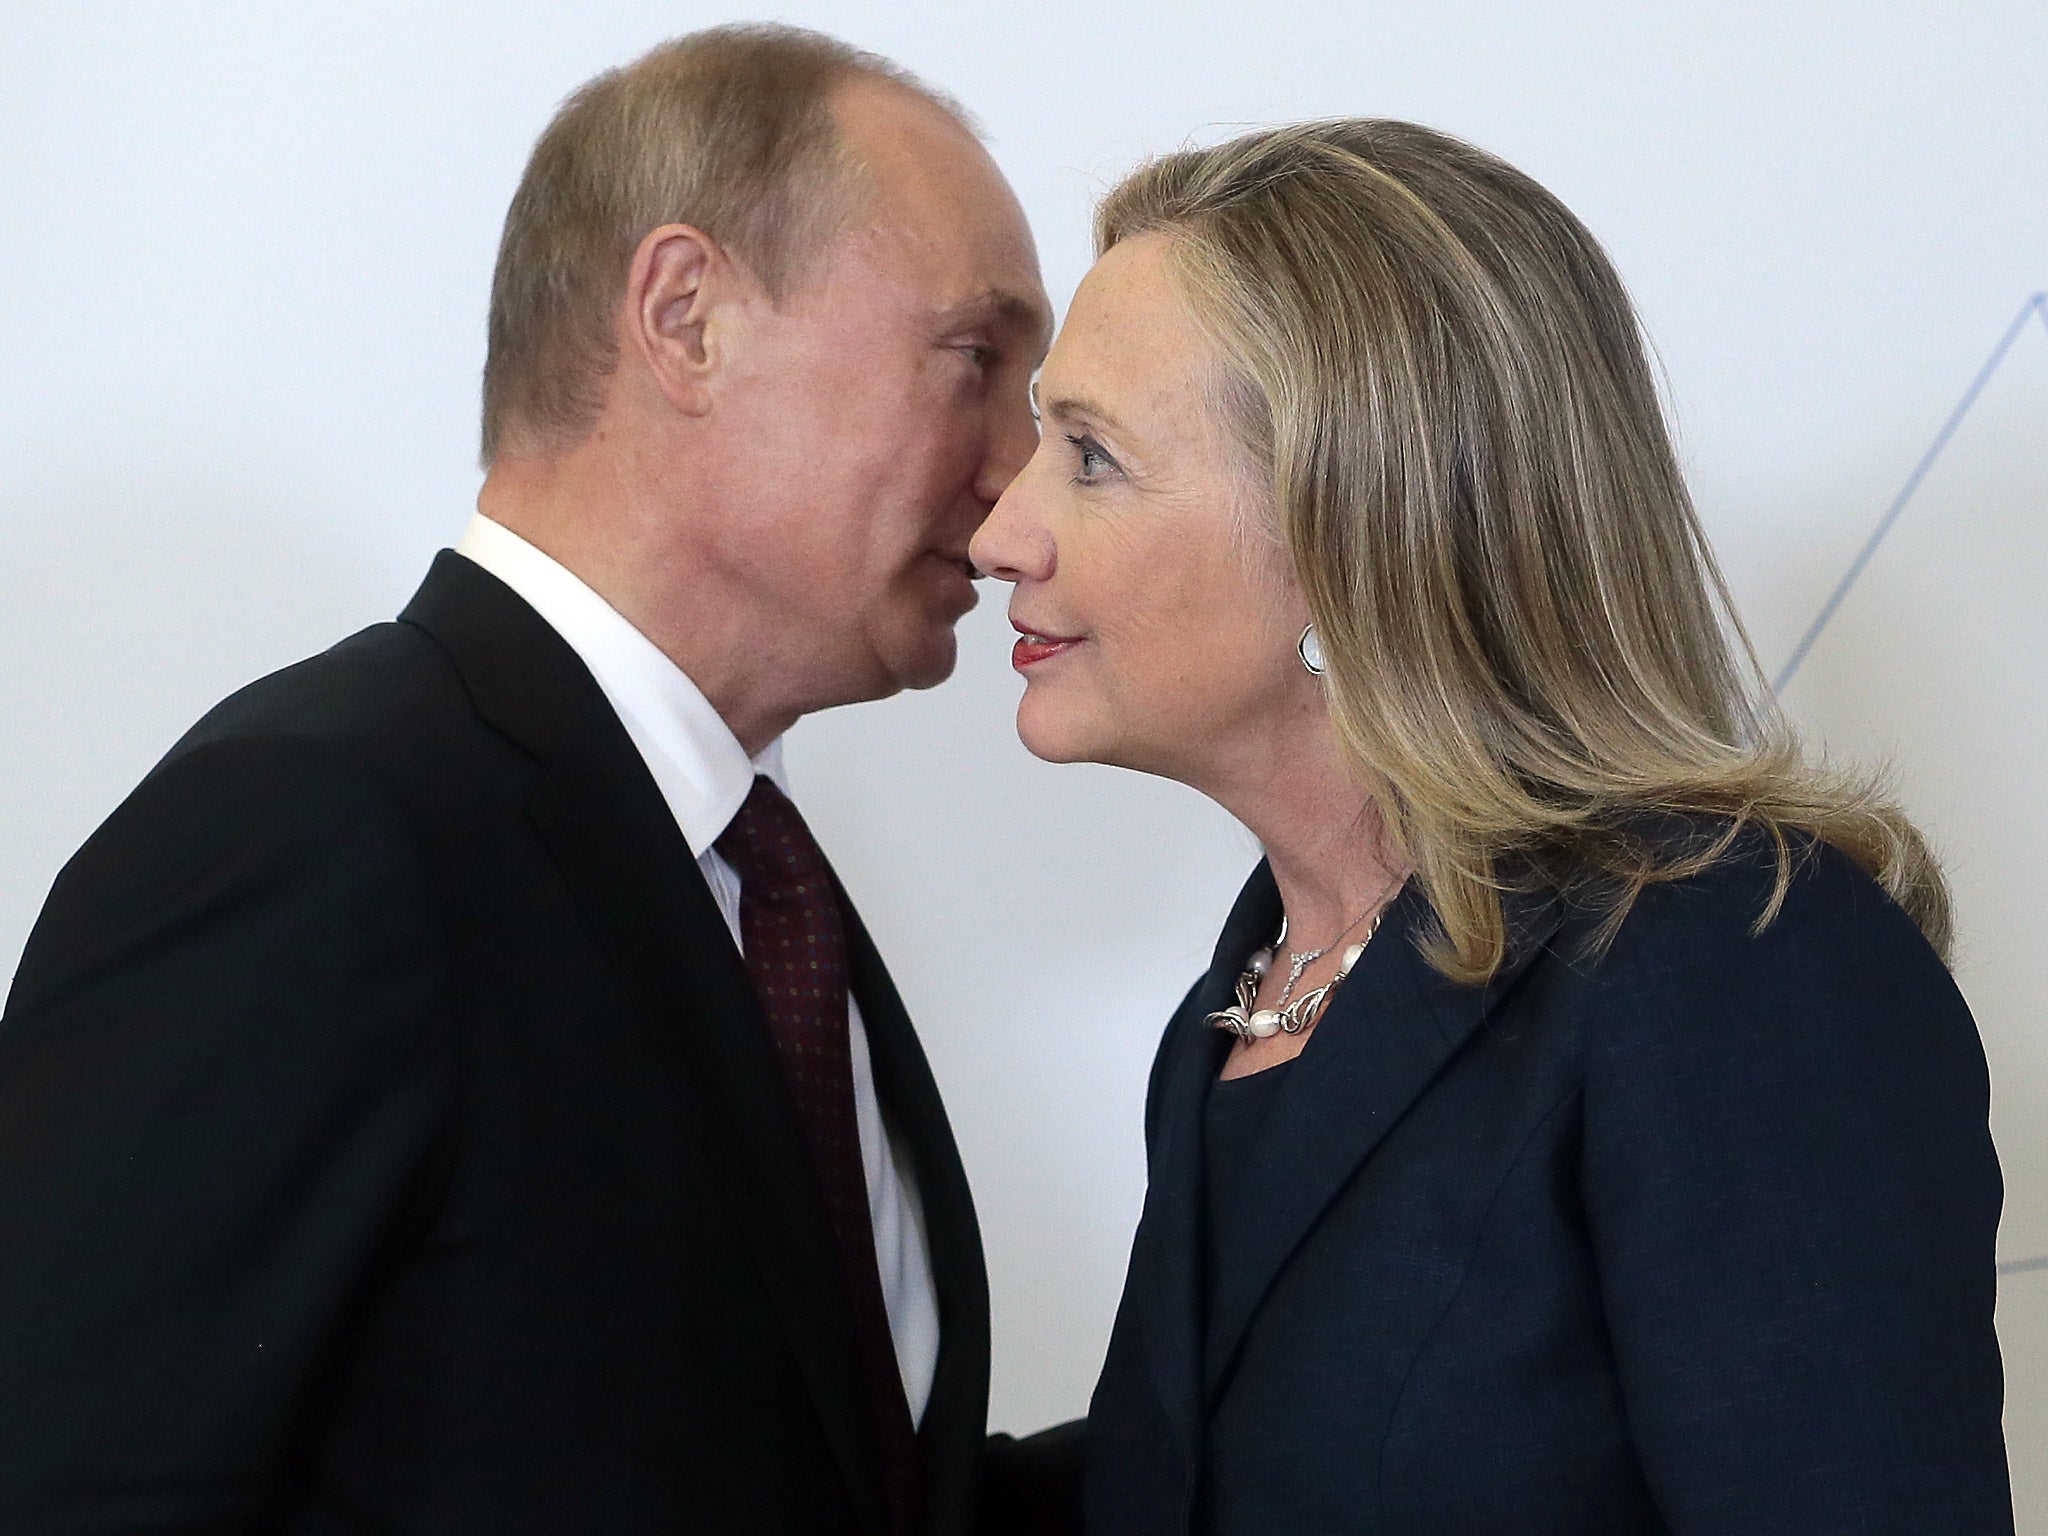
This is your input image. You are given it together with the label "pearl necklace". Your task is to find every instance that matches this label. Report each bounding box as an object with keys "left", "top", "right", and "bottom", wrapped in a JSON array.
[{"left": 1206, "top": 890, "right": 1398, "bottom": 1043}]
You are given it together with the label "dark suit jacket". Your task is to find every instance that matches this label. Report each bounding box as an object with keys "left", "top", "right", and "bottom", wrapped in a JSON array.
[
  {"left": 0, "top": 552, "right": 991, "bottom": 1535},
  {"left": 1088, "top": 833, "right": 2012, "bottom": 1535}
]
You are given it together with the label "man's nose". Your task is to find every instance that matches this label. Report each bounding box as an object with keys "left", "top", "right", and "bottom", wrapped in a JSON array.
[{"left": 970, "top": 390, "right": 1042, "bottom": 508}]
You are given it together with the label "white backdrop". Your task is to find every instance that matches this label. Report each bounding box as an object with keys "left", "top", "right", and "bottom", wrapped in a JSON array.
[{"left": 4, "top": 0, "right": 2044, "bottom": 1521}]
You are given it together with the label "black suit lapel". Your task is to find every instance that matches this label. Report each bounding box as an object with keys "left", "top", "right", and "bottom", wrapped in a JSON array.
[
  {"left": 837, "top": 893, "right": 990, "bottom": 1536},
  {"left": 399, "top": 552, "right": 888, "bottom": 1536},
  {"left": 1200, "top": 868, "right": 1565, "bottom": 1405},
  {"left": 1127, "top": 867, "right": 1277, "bottom": 1461}
]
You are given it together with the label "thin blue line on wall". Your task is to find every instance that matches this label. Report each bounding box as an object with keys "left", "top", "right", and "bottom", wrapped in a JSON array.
[{"left": 1773, "top": 292, "right": 2048, "bottom": 693}]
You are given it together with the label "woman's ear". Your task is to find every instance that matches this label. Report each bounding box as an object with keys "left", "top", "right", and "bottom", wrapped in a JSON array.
[{"left": 621, "top": 222, "right": 743, "bottom": 419}]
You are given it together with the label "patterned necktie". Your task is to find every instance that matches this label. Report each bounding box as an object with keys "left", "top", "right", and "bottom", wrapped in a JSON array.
[{"left": 715, "top": 775, "right": 922, "bottom": 1535}]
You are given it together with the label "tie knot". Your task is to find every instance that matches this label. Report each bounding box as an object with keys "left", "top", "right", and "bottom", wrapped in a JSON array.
[{"left": 715, "top": 775, "right": 832, "bottom": 898}]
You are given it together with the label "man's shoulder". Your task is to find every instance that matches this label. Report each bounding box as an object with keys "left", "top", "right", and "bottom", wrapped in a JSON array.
[
  {"left": 13, "top": 617, "right": 514, "bottom": 990},
  {"left": 164, "top": 618, "right": 495, "bottom": 774},
  {"left": 174, "top": 619, "right": 463, "bottom": 756},
  {"left": 133, "top": 613, "right": 530, "bottom": 846}
]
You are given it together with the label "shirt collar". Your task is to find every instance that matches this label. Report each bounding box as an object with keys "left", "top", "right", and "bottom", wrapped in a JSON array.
[{"left": 453, "top": 511, "right": 783, "bottom": 856}]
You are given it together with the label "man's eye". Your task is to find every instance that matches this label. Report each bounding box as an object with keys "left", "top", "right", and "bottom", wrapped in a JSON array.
[{"left": 953, "top": 343, "right": 993, "bottom": 367}]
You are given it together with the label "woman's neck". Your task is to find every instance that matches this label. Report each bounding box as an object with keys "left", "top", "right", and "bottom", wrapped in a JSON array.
[{"left": 1197, "top": 714, "right": 1408, "bottom": 951}]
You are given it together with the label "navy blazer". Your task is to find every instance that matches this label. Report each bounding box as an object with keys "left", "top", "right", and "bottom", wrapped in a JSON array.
[{"left": 1087, "top": 831, "right": 2012, "bottom": 1535}]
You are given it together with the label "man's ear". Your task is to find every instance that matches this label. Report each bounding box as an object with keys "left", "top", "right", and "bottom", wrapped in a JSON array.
[{"left": 622, "top": 223, "right": 748, "bottom": 419}]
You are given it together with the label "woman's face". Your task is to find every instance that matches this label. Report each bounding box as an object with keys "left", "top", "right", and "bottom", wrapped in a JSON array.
[{"left": 970, "top": 233, "right": 1315, "bottom": 787}]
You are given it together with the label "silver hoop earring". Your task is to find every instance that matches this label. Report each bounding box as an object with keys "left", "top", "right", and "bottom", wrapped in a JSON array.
[{"left": 1298, "top": 624, "right": 1326, "bottom": 676}]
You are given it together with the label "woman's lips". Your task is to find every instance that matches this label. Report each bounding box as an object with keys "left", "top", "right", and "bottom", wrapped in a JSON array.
[{"left": 1011, "top": 626, "right": 1083, "bottom": 670}]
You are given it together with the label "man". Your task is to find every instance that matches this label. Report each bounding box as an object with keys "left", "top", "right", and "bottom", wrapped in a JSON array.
[{"left": 0, "top": 25, "right": 1049, "bottom": 1535}]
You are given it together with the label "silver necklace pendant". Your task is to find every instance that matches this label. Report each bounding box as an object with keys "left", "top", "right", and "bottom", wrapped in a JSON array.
[
  {"left": 1206, "top": 913, "right": 1385, "bottom": 1042},
  {"left": 1276, "top": 945, "right": 1325, "bottom": 1006},
  {"left": 1204, "top": 925, "right": 1384, "bottom": 1048}
]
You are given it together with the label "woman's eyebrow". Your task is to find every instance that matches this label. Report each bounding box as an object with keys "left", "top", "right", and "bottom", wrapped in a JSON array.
[{"left": 1031, "top": 381, "right": 1127, "bottom": 434}]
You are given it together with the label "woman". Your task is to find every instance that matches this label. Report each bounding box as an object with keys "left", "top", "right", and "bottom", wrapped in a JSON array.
[{"left": 970, "top": 121, "right": 2012, "bottom": 1534}]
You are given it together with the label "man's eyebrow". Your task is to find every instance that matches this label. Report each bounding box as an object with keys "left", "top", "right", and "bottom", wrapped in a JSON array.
[{"left": 936, "top": 288, "right": 1054, "bottom": 345}]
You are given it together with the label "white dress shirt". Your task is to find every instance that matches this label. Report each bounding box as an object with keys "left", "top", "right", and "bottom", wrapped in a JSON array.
[{"left": 455, "top": 513, "right": 940, "bottom": 1422}]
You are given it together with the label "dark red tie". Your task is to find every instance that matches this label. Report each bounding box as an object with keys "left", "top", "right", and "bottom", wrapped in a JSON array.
[{"left": 715, "top": 775, "right": 921, "bottom": 1535}]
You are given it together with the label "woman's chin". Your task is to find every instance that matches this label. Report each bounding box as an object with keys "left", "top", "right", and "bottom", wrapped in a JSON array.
[
  {"left": 1015, "top": 698, "right": 1109, "bottom": 766},
  {"left": 1016, "top": 717, "right": 1087, "bottom": 765}
]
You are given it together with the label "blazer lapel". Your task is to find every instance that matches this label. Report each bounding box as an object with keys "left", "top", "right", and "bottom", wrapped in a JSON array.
[
  {"left": 1201, "top": 867, "right": 1565, "bottom": 1405},
  {"left": 400, "top": 553, "right": 887, "bottom": 1536},
  {"left": 1127, "top": 866, "right": 1281, "bottom": 1459},
  {"left": 837, "top": 891, "right": 991, "bottom": 1536}
]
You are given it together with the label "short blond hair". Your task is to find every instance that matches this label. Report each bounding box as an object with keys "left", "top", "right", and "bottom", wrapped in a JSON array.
[
  {"left": 481, "top": 24, "right": 966, "bottom": 464},
  {"left": 1098, "top": 121, "right": 1950, "bottom": 982}
]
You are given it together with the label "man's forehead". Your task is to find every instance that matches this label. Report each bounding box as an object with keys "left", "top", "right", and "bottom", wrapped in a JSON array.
[
  {"left": 834, "top": 80, "right": 996, "bottom": 220},
  {"left": 834, "top": 91, "right": 1042, "bottom": 278}
]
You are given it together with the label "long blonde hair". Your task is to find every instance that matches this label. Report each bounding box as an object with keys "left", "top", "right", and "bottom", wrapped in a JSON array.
[{"left": 1097, "top": 119, "right": 1950, "bottom": 982}]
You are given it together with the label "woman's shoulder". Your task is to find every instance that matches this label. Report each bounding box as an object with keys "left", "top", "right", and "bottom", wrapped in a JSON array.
[
  {"left": 1568, "top": 814, "right": 1925, "bottom": 974},
  {"left": 1556, "top": 814, "right": 1973, "bottom": 1067},
  {"left": 1559, "top": 820, "right": 1998, "bottom": 1314}
]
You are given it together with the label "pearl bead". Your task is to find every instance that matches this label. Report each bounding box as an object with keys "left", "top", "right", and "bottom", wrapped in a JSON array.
[
  {"left": 1248, "top": 1010, "right": 1283, "bottom": 1039},
  {"left": 1248, "top": 949, "right": 1273, "bottom": 978},
  {"left": 1340, "top": 941, "right": 1366, "bottom": 971}
]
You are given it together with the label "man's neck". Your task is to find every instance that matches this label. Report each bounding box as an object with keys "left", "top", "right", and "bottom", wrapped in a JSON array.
[{"left": 476, "top": 453, "right": 800, "bottom": 757}]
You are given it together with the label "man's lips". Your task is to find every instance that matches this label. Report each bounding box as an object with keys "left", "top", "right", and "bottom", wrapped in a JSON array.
[
  {"left": 921, "top": 551, "right": 982, "bottom": 616},
  {"left": 1010, "top": 620, "right": 1083, "bottom": 669}
]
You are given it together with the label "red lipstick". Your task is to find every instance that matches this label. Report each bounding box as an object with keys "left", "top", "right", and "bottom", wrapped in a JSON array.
[{"left": 1010, "top": 620, "right": 1082, "bottom": 670}]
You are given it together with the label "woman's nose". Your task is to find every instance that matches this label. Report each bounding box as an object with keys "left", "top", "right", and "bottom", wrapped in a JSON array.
[{"left": 970, "top": 474, "right": 1054, "bottom": 585}]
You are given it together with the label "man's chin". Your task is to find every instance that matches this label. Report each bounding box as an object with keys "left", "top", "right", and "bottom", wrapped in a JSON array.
[
  {"left": 822, "top": 626, "right": 960, "bottom": 708},
  {"left": 819, "top": 610, "right": 971, "bottom": 709},
  {"left": 893, "top": 629, "right": 961, "bottom": 693}
]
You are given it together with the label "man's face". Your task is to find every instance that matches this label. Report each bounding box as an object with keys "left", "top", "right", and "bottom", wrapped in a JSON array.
[{"left": 712, "top": 81, "right": 1051, "bottom": 712}]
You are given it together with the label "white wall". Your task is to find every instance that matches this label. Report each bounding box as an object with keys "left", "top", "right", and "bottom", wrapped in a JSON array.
[{"left": 3, "top": 0, "right": 2043, "bottom": 1520}]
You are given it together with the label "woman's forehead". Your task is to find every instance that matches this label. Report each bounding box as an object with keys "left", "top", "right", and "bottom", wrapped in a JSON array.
[{"left": 1041, "top": 237, "right": 1215, "bottom": 427}]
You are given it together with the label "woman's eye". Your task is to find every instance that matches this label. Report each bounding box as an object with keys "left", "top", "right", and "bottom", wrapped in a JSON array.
[{"left": 1065, "top": 432, "right": 1115, "bottom": 484}]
